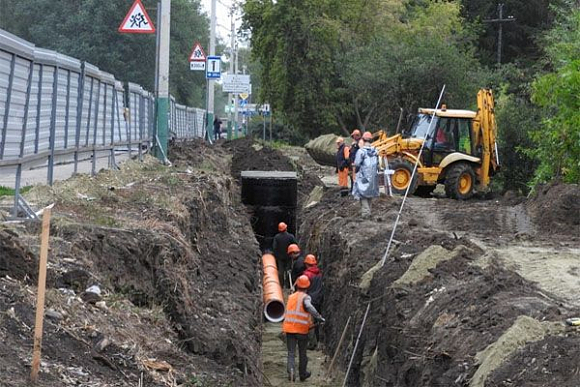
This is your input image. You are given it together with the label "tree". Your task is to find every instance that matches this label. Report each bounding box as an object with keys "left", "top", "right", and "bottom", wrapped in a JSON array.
[
  {"left": 460, "top": 0, "right": 561, "bottom": 66},
  {"left": 529, "top": 3, "right": 580, "bottom": 184},
  {"left": 244, "top": 0, "right": 483, "bottom": 139},
  {"left": 1, "top": 0, "right": 210, "bottom": 106}
]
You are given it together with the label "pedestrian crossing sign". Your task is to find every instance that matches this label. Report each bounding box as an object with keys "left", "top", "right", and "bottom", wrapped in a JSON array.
[
  {"left": 189, "top": 42, "right": 206, "bottom": 62},
  {"left": 119, "top": 0, "right": 155, "bottom": 34}
]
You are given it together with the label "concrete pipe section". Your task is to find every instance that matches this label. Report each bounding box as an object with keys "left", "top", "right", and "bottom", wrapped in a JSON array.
[{"left": 262, "top": 253, "right": 285, "bottom": 322}]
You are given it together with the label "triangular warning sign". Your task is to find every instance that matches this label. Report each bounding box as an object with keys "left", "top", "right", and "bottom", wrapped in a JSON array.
[
  {"left": 189, "top": 42, "right": 206, "bottom": 62},
  {"left": 119, "top": 0, "right": 155, "bottom": 34}
]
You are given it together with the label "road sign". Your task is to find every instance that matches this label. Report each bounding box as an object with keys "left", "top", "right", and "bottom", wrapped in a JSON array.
[
  {"left": 119, "top": 0, "right": 155, "bottom": 34},
  {"left": 240, "top": 92, "right": 249, "bottom": 100},
  {"left": 189, "top": 42, "right": 206, "bottom": 62},
  {"left": 190, "top": 61, "right": 206, "bottom": 71},
  {"left": 223, "top": 74, "right": 251, "bottom": 93},
  {"left": 206, "top": 56, "right": 221, "bottom": 79}
]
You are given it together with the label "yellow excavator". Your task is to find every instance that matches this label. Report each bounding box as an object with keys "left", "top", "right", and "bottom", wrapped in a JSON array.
[{"left": 374, "top": 88, "right": 500, "bottom": 199}]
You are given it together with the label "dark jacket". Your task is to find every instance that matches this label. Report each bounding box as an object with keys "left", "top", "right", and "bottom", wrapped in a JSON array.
[
  {"left": 336, "top": 143, "right": 350, "bottom": 171},
  {"left": 272, "top": 231, "right": 296, "bottom": 262},
  {"left": 304, "top": 266, "right": 323, "bottom": 306},
  {"left": 291, "top": 255, "right": 306, "bottom": 283},
  {"left": 349, "top": 142, "right": 360, "bottom": 166},
  {"left": 213, "top": 117, "right": 222, "bottom": 131}
]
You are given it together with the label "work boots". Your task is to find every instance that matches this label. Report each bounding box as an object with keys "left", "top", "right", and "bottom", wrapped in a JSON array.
[{"left": 300, "top": 371, "right": 311, "bottom": 381}]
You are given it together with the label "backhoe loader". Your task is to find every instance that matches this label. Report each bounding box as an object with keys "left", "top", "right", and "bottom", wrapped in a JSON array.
[{"left": 374, "top": 88, "right": 500, "bottom": 199}]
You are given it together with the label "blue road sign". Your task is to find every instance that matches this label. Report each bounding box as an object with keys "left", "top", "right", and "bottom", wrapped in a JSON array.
[{"left": 206, "top": 56, "right": 221, "bottom": 79}]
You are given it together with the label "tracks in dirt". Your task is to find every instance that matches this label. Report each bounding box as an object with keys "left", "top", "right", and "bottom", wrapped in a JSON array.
[{"left": 408, "top": 195, "right": 580, "bottom": 308}]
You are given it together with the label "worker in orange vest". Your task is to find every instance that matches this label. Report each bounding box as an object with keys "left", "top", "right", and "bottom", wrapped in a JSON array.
[
  {"left": 336, "top": 137, "right": 350, "bottom": 197},
  {"left": 283, "top": 275, "right": 325, "bottom": 382},
  {"left": 272, "top": 222, "right": 297, "bottom": 288}
]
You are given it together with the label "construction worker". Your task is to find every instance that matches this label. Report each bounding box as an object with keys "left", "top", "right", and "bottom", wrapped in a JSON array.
[
  {"left": 283, "top": 275, "right": 325, "bottom": 382},
  {"left": 336, "top": 137, "right": 350, "bottom": 197},
  {"left": 288, "top": 244, "right": 306, "bottom": 285},
  {"left": 303, "top": 254, "right": 323, "bottom": 347},
  {"left": 352, "top": 131, "right": 379, "bottom": 216},
  {"left": 349, "top": 129, "right": 362, "bottom": 188},
  {"left": 272, "top": 222, "right": 297, "bottom": 288}
]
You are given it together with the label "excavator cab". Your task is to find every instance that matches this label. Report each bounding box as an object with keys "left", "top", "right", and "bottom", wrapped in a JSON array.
[{"left": 375, "top": 89, "right": 499, "bottom": 199}]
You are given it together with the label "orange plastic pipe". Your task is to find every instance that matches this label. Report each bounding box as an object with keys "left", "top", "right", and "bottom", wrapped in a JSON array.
[{"left": 262, "top": 253, "right": 285, "bottom": 322}]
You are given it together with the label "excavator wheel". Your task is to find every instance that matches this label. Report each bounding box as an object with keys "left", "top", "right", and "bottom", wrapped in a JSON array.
[
  {"left": 444, "top": 163, "right": 475, "bottom": 200},
  {"left": 388, "top": 158, "right": 418, "bottom": 195}
]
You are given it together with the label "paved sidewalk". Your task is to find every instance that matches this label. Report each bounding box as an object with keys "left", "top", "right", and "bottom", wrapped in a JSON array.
[{"left": 0, "top": 153, "right": 131, "bottom": 189}]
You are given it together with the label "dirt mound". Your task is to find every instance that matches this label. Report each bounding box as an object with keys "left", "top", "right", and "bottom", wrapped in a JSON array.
[
  {"left": 0, "top": 228, "right": 38, "bottom": 282},
  {"left": 486, "top": 334, "right": 580, "bottom": 386},
  {"left": 0, "top": 146, "right": 263, "bottom": 386},
  {"left": 225, "top": 138, "right": 324, "bottom": 207},
  {"left": 227, "top": 138, "right": 295, "bottom": 179},
  {"left": 298, "top": 188, "right": 571, "bottom": 387},
  {"left": 168, "top": 138, "right": 231, "bottom": 172},
  {"left": 527, "top": 182, "right": 580, "bottom": 235}
]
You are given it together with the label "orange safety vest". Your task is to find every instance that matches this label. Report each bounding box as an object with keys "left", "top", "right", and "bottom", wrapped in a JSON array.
[{"left": 282, "top": 291, "right": 312, "bottom": 334}]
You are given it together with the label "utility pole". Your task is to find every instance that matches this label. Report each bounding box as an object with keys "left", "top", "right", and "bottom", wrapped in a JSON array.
[
  {"left": 228, "top": 7, "right": 235, "bottom": 139},
  {"left": 207, "top": 0, "right": 217, "bottom": 141},
  {"left": 234, "top": 41, "right": 239, "bottom": 136},
  {"left": 484, "top": 3, "right": 515, "bottom": 65},
  {"left": 155, "top": 0, "right": 171, "bottom": 161}
]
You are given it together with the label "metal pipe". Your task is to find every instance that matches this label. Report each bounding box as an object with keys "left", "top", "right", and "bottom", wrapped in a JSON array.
[{"left": 262, "top": 253, "right": 285, "bottom": 322}]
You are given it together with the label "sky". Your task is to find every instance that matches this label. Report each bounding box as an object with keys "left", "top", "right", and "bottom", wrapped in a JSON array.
[{"left": 200, "top": 0, "right": 243, "bottom": 43}]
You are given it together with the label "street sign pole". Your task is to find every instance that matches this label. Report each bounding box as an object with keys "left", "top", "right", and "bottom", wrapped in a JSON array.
[
  {"left": 154, "top": 0, "right": 170, "bottom": 161},
  {"left": 207, "top": 0, "right": 217, "bottom": 142}
]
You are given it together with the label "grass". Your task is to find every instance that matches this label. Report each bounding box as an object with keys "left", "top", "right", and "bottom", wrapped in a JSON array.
[{"left": 0, "top": 185, "right": 32, "bottom": 197}]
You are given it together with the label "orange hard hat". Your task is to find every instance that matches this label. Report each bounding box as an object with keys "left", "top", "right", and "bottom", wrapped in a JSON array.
[
  {"left": 362, "top": 131, "right": 373, "bottom": 140},
  {"left": 287, "top": 244, "right": 300, "bottom": 254},
  {"left": 278, "top": 222, "right": 287, "bottom": 232},
  {"left": 296, "top": 275, "right": 310, "bottom": 289},
  {"left": 304, "top": 254, "right": 317, "bottom": 265},
  {"left": 351, "top": 129, "right": 361, "bottom": 138}
]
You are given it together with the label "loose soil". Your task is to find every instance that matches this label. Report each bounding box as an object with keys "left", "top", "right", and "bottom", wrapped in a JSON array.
[
  {"left": 2, "top": 138, "right": 578, "bottom": 387},
  {"left": 0, "top": 139, "right": 266, "bottom": 386},
  {"left": 295, "top": 162, "right": 580, "bottom": 387}
]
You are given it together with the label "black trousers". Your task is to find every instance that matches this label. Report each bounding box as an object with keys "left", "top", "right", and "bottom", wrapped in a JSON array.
[{"left": 286, "top": 333, "right": 308, "bottom": 378}]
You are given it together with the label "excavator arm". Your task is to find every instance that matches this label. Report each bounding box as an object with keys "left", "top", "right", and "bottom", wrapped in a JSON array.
[{"left": 474, "top": 89, "right": 500, "bottom": 188}]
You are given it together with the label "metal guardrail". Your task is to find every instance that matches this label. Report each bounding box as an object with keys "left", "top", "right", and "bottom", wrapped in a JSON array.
[{"left": 0, "top": 28, "right": 206, "bottom": 218}]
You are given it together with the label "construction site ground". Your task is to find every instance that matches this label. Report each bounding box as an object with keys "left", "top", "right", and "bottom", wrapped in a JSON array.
[{"left": 0, "top": 138, "right": 578, "bottom": 386}]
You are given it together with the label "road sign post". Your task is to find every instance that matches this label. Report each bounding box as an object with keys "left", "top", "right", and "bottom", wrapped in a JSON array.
[{"left": 205, "top": 56, "right": 221, "bottom": 142}]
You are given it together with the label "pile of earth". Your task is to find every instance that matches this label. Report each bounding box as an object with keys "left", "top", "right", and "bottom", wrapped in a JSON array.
[
  {"left": 0, "top": 145, "right": 263, "bottom": 386},
  {"left": 225, "top": 138, "right": 323, "bottom": 204},
  {"left": 527, "top": 181, "right": 580, "bottom": 235},
  {"left": 298, "top": 188, "right": 579, "bottom": 387}
]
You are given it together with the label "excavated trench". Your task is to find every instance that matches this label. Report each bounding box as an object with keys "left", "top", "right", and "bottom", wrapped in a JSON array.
[
  {"left": 298, "top": 183, "right": 580, "bottom": 387},
  {"left": 2, "top": 139, "right": 577, "bottom": 387}
]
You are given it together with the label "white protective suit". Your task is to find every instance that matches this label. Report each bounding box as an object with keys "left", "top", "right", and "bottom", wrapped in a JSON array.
[{"left": 352, "top": 145, "right": 380, "bottom": 200}]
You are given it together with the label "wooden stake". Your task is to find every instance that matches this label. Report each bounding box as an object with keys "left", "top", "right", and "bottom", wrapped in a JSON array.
[
  {"left": 30, "top": 205, "right": 53, "bottom": 383},
  {"left": 326, "top": 315, "right": 351, "bottom": 380}
]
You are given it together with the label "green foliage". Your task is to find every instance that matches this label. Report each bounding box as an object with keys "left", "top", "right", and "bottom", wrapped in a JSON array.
[
  {"left": 529, "top": 4, "right": 580, "bottom": 185},
  {"left": 0, "top": 185, "right": 31, "bottom": 197},
  {"left": 341, "top": 1, "right": 482, "bottom": 132},
  {"left": 0, "top": 0, "right": 210, "bottom": 106},
  {"left": 494, "top": 90, "right": 539, "bottom": 193},
  {"left": 247, "top": 115, "right": 307, "bottom": 145},
  {"left": 460, "top": 0, "right": 561, "bottom": 66},
  {"left": 244, "top": 0, "right": 485, "bottom": 139}
]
